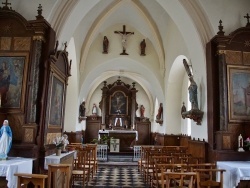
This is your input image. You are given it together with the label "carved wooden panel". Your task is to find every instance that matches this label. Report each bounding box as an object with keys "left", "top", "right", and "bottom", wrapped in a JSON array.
[
  {"left": 0, "top": 37, "right": 11, "bottom": 50},
  {"left": 13, "top": 37, "right": 31, "bottom": 51},
  {"left": 243, "top": 52, "right": 250, "bottom": 65},
  {"left": 225, "top": 50, "right": 242, "bottom": 64},
  {"left": 23, "top": 128, "right": 34, "bottom": 143}
]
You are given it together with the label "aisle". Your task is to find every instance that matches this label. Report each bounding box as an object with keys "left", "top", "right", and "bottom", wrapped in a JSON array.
[{"left": 74, "top": 165, "right": 148, "bottom": 188}]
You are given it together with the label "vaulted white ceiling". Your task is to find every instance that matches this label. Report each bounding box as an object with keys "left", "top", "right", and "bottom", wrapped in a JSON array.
[{"left": 8, "top": 0, "right": 250, "bottom": 136}]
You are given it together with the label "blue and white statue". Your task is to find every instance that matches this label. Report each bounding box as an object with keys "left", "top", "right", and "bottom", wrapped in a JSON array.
[{"left": 0, "top": 120, "right": 12, "bottom": 160}]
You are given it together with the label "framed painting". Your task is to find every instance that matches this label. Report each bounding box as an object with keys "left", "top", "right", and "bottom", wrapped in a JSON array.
[
  {"left": 228, "top": 65, "right": 250, "bottom": 122},
  {"left": 0, "top": 53, "right": 28, "bottom": 112},
  {"left": 110, "top": 91, "right": 128, "bottom": 115},
  {"left": 48, "top": 74, "right": 65, "bottom": 128}
]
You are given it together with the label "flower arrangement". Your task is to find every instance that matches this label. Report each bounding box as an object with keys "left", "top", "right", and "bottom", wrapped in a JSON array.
[{"left": 53, "top": 136, "right": 65, "bottom": 149}]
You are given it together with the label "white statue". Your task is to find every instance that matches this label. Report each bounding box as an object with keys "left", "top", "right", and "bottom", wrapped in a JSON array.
[
  {"left": 238, "top": 134, "right": 244, "bottom": 152},
  {"left": 0, "top": 120, "right": 12, "bottom": 159}
]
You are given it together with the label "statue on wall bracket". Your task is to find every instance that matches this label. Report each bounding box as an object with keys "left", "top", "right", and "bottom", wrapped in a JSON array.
[
  {"left": 181, "top": 59, "right": 204, "bottom": 125},
  {"left": 156, "top": 103, "right": 163, "bottom": 125},
  {"left": 78, "top": 101, "right": 86, "bottom": 122}
]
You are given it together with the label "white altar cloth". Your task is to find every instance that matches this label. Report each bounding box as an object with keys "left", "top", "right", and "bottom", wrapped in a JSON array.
[
  {"left": 217, "top": 161, "right": 250, "bottom": 188},
  {"left": 44, "top": 150, "right": 76, "bottom": 170},
  {"left": 98, "top": 130, "right": 138, "bottom": 141},
  {"left": 0, "top": 157, "right": 33, "bottom": 188}
]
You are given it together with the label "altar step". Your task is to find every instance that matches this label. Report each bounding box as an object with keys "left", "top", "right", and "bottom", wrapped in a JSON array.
[
  {"left": 98, "top": 154, "right": 137, "bottom": 166},
  {"left": 108, "top": 154, "right": 134, "bottom": 162}
]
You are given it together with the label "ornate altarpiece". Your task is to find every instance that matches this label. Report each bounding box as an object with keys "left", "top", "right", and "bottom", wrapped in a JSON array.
[
  {"left": 206, "top": 17, "right": 250, "bottom": 161},
  {"left": 85, "top": 78, "right": 151, "bottom": 147},
  {"left": 0, "top": 4, "right": 71, "bottom": 172},
  {"left": 100, "top": 78, "right": 138, "bottom": 130}
]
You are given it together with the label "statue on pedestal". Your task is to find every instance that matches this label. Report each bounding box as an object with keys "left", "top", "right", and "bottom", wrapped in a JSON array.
[{"left": 181, "top": 59, "right": 204, "bottom": 125}]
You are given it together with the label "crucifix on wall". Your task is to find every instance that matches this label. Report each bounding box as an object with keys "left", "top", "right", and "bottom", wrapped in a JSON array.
[{"left": 114, "top": 25, "right": 134, "bottom": 55}]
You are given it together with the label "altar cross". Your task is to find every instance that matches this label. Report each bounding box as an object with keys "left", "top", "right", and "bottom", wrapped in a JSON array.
[
  {"left": 244, "top": 13, "right": 250, "bottom": 27},
  {"left": 114, "top": 25, "right": 134, "bottom": 55},
  {"left": 2, "top": 0, "right": 11, "bottom": 9}
]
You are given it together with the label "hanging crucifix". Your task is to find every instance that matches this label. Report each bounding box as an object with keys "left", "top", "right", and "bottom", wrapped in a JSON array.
[{"left": 114, "top": 25, "right": 134, "bottom": 55}]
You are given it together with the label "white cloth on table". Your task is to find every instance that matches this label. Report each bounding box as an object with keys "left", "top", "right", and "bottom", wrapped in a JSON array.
[
  {"left": 44, "top": 151, "right": 76, "bottom": 170},
  {"left": 217, "top": 161, "right": 250, "bottom": 188},
  {"left": 98, "top": 130, "right": 138, "bottom": 141},
  {"left": 0, "top": 157, "right": 33, "bottom": 188}
]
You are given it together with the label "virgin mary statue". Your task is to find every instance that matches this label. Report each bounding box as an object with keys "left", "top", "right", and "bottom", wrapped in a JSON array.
[{"left": 0, "top": 120, "right": 12, "bottom": 159}]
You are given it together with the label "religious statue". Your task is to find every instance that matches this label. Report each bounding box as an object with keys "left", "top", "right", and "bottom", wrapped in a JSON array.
[
  {"left": 79, "top": 101, "right": 86, "bottom": 117},
  {"left": 181, "top": 102, "right": 186, "bottom": 119},
  {"left": 156, "top": 103, "right": 163, "bottom": 120},
  {"left": 114, "top": 25, "right": 134, "bottom": 55},
  {"left": 0, "top": 120, "right": 12, "bottom": 159},
  {"left": 238, "top": 134, "right": 244, "bottom": 152},
  {"left": 92, "top": 103, "right": 97, "bottom": 116},
  {"left": 188, "top": 76, "right": 199, "bottom": 110},
  {"left": 140, "top": 105, "right": 145, "bottom": 118},
  {"left": 103, "top": 36, "right": 109, "bottom": 54},
  {"left": 62, "top": 134, "right": 69, "bottom": 153},
  {"left": 140, "top": 39, "right": 146, "bottom": 56},
  {"left": 182, "top": 59, "right": 204, "bottom": 125}
]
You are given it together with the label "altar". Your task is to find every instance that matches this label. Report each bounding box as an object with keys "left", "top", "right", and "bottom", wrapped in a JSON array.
[
  {"left": 217, "top": 161, "right": 250, "bottom": 188},
  {"left": 98, "top": 130, "right": 138, "bottom": 153},
  {"left": 44, "top": 151, "right": 76, "bottom": 170},
  {"left": 0, "top": 157, "right": 33, "bottom": 188}
]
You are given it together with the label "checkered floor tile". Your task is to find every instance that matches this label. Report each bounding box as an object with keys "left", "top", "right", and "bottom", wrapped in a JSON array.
[{"left": 73, "top": 165, "right": 149, "bottom": 188}]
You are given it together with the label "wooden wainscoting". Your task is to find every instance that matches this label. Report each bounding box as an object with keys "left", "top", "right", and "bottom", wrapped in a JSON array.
[
  {"left": 64, "top": 131, "right": 83, "bottom": 144},
  {"left": 187, "top": 138, "right": 208, "bottom": 162}
]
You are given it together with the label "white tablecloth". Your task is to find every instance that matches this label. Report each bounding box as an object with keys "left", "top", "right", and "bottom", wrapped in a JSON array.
[
  {"left": 98, "top": 130, "right": 138, "bottom": 141},
  {"left": 44, "top": 151, "right": 76, "bottom": 170},
  {"left": 0, "top": 157, "right": 33, "bottom": 188},
  {"left": 217, "top": 161, "right": 250, "bottom": 188}
]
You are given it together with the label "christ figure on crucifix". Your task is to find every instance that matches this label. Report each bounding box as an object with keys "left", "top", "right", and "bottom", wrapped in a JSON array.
[
  {"left": 117, "top": 31, "right": 134, "bottom": 51},
  {"left": 114, "top": 25, "right": 134, "bottom": 55}
]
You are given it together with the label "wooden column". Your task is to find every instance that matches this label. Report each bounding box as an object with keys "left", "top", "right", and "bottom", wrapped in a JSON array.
[
  {"left": 130, "top": 82, "right": 138, "bottom": 129},
  {"left": 101, "top": 81, "right": 108, "bottom": 128}
]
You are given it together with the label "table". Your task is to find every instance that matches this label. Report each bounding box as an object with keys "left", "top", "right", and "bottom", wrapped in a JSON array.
[
  {"left": 0, "top": 157, "right": 33, "bottom": 188},
  {"left": 44, "top": 151, "right": 76, "bottom": 170},
  {"left": 98, "top": 130, "right": 138, "bottom": 152},
  {"left": 217, "top": 161, "right": 250, "bottom": 188},
  {"left": 98, "top": 130, "right": 138, "bottom": 141}
]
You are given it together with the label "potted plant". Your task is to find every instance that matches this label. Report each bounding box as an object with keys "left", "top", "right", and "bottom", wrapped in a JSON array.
[
  {"left": 53, "top": 136, "right": 65, "bottom": 156},
  {"left": 91, "top": 135, "right": 113, "bottom": 145}
]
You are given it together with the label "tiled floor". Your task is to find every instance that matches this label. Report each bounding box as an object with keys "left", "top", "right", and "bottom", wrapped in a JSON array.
[{"left": 73, "top": 165, "right": 149, "bottom": 188}]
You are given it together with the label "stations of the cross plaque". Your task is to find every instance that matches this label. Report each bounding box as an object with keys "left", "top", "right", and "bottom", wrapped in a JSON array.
[{"left": 114, "top": 25, "right": 134, "bottom": 55}]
